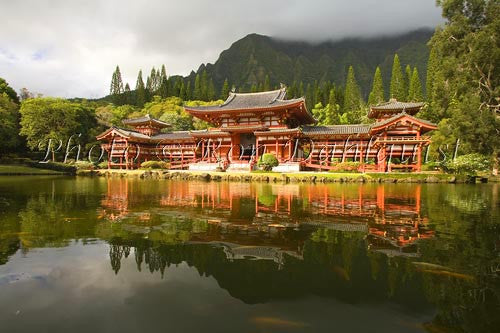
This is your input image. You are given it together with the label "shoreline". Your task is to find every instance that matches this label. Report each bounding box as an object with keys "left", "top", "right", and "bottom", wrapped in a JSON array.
[{"left": 76, "top": 169, "right": 493, "bottom": 184}]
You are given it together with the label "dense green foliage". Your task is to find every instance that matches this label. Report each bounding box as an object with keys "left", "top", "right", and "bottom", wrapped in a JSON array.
[
  {"left": 0, "top": 78, "right": 20, "bottom": 104},
  {"left": 368, "top": 67, "right": 385, "bottom": 106},
  {"left": 257, "top": 153, "right": 279, "bottom": 171},
  {"left": 140, "top": 160, "right": 169, "bottom": 169},
  {"left": 442, "top": 153, "right": 491, "bottom": 175},
  {"left": 424, "top": 0, "right": 499, "bottom": 166},
  {"left": 390, "top": 54, "right": 406, "bottom": 100},
  {"left": 19, "top": 98, "right": 98, "bottom": 159},
  {"left": 0, "top": 93, "right": 21, "bottom": 154},
  {"left": 408, "top": 67, "right": 424, "bottom": 101},
  {"left": 343, "top": 66, "right": 363, "bottom": 123}
]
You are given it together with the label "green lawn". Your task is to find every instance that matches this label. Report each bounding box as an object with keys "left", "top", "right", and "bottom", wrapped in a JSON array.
[{"left": 0, "top": 164, "right": 63, "bottom": 175}]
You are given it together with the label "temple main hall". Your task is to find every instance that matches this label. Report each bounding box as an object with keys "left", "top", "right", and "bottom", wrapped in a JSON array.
[{"left": 96, "top": 86, "right": 437, "bottom": 172}]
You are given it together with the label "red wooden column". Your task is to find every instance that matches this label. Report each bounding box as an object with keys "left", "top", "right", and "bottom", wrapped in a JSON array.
[
  {"left": 275, "top": 138, "right": 279, "bottom": 160},
  {"left": 288, "top": 138, "right": 292, "bottom": 161},
  {"left": 416, "top": 127, "right": 422, "bottom": 172},
  {"left": 256, "top": 137, "right": 259, "bottom": 159},
  {"left": 416, "top": 144, "right": 422, "bottom": 172},
  {"left": 359, "top": 139, "right": 364, "bottom": 172},
  {"left": 201, "top": 140, "right": 205, "bottom": 162},
  {"left": 125, "top": 139, "right": 129, "bottom": 170}
]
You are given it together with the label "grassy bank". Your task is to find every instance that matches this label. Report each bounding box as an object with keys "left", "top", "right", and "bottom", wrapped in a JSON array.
[
  {"left": 0, "top": 164, "right": 64, "bottom": 175},
  {"left": 77, "top": 168, "right": 485, "bottom": 184}
]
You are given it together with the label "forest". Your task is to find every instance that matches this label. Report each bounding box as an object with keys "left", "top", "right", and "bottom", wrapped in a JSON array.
[{"left": 0, "top": 0, "right": 498, "bottom": 169}]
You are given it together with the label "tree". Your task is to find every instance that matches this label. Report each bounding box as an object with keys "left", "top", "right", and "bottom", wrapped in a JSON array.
[
  {"left": 426, "top": 46, "right": 439, "bottom": 101},
  {"left": 185, "top": 81, "right": 192, "bottom": 100},
  {"left": 19, "top": 88, "right": 34, "bottom": 102},
  {"left": 19, "top": 98, "right": 97, "bottom": 159},
  {"left": 368, "top": 67, "right": 385, "bottom": 106},
  {"left": 200, "top": 70, "right": 209, "bottom": 100},
  {"left": 147, "top": 67, "right": 156, "bottom": 94},
  {"left": 343, "top": 66, "right": 363, "bottom": 124},
  {"left": 0, "top": 77, "right": 20, "bottom": 104},
  {"left": 263, "top": 75, "right": 270, "bottom": 91},
  {"left": 428, "top": 0, "right": 500, "bottom": 169},
  {"left": 110, "top": 66, "right": 124, "bottom": 104},
  {"left": 206, "top": 79, "right": 216, "bottom": 101},
  {"left": 135, "top": 70, "right": 146, "bottom": 107},
  {"left": 405, "top": 64, "right": 412, "bottom": 98},
  {"left": 220, "top": 79, "right": 230, "bottom": 100},
  {"left": 389, "top": 54, "right": 406, "bottom": 101},
  {"left": 179, "top": 80, "right": 187, "bottom": 100},
  {"left": 408, "top": 68, "right": 423, "bottom": 101},
  {"left": 324, "top": 89, "right": 341, "bottom": 125},
  {"left": 159, "top": 65, "right": 169, "bottom": 98},
  {"left": 0, "top": 93, "right": 21, "bottom": 154},
  {"left": 193, "top": 74, "right": 202, "bottom": 100}
]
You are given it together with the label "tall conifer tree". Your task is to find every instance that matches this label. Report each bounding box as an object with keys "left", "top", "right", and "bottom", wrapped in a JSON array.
[
  {"left": 263, "top": 75, "right": 270, "bottom": 91},
  {"left": 324, "top": 88, "right": 340, "bottom": 125},
  {"left": 135, "top": 70, "right": 146, "bottom": 107},
  {"left": 405, "top": 64, "right": 412, "bottom": 99},
  {"left": 343, "top": 65, "right": 362, "bottom": 124},
  {"left": 426, "top": 46, "right": 439, "bottom": 101},
  {"left": 110, "top": 66, "right": 124, "bottom": 104},
  {"left": 193, "top": 74, "right": 202, "bottom": 100},
  {"left": 185, "top": 81, "right": 192, "bottom": 100},
  {"left": 368, "top": 66, "right": 385, "bottom": 106},
  {"left": 389, "top": 54, "right": 406, "bottom": 101},
  {"left": 220, "top": 79, "right": 229, "bottom": 100},
  {"left": 159, "top": 65, "right": 168, "bottom": 97},
  {"left": 408, "top": 68, "right": 423, "bottom": 101}
]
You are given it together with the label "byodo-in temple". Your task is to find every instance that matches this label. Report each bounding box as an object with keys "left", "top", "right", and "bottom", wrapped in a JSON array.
[{"left": 96, "top": 86, "right": 437, "bottom": 172}]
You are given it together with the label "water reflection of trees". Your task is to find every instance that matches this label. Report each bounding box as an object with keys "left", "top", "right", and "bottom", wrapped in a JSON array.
[
  {"left": 99, "top": 179, "right": 435, "bottom": 255},
  {"left": 99, "top": 179, "right": 499, "bottom": 332},
  {"left": 1, "top": 177, "right": 498, "bottom": 332}
]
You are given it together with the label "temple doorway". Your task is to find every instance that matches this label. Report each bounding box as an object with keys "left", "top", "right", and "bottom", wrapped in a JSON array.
[{"left": 240, "top": 133, "right": 256, "bottom": 159}]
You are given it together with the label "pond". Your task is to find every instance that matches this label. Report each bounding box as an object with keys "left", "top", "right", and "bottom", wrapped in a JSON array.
[{"left": 0, "top": 176, "right": 498, "bottom": 332}]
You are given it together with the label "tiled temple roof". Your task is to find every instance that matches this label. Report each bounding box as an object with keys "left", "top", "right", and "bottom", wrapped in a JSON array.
[
  {"left": 254, "top": 127, "right": 302, "bottom": 136},
  {"left": 184, "top": 87, "right": 315, "bottom": 124},
  {"left": 96, "top": 126, "right": 152, "bottom": 141},
  {"left": 370, "top": 112, "right": 437, "bottom": 131},
  {"left": 302, "top": 124, "right": 371, "bottom": 136},
  {"left": 122, "top": 114, "right": 170, "bottom": 128},
  {"left": 371, "top": 100, "right": 424, "bottom": 110},
  {"left": 186, "top": 88, "right": 293, "bottom": 111},
  {"left": 152, "top": 131, "right": 194, "bottom": 141},
  {"left": 368, "top": 99, "right": 424, "bottom": 118}
]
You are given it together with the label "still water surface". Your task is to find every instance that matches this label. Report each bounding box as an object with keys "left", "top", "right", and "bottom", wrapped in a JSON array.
[{"left": 0, "top": 176, "right": 498, "bottom": 332}]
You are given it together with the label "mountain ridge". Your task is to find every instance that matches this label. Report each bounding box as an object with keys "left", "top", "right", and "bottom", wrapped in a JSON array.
[{"left": 188, "top": 28, "right": 433, "bottom": 98}]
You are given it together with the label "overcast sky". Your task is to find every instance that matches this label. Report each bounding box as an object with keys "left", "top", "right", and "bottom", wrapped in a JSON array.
[{"left": 0, "top": 0, "right": 444, "bottom": 98}]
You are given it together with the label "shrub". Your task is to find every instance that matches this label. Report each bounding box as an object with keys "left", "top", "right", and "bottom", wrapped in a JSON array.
[
  {"left": 25, "top": 160, "right": 77, "bottom": 174},
  {"left": 331, "top": 161, "right": 360, "bottom": 172},
  {"left": 421, "top": 161, "right": 441, "bottom": 172},
  {"left": 442, "top": 154, "right": 491, "bottom": 175},
  {"left": 74, "top": 161, "right": 95, "bottom": 170},
  {"left": 140, "top": 160, "right": 168, "bottom": 169},
  {"left": 257, "top": 153, "right": 279, "bottom": 171},
  {"left": 98, "top": 161, "right": 109, "bottom": 169}
]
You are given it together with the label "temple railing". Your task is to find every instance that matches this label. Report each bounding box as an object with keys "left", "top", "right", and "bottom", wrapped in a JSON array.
[{"left": 374, "top": 136, "right": 431, "bottom": 143}]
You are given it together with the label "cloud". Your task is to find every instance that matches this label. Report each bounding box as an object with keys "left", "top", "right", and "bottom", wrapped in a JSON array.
[{"left": 0, "top": 0, "right": 443, "bottom": 98}]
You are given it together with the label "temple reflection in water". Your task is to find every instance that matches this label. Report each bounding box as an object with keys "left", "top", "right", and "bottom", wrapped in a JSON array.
[{"left": 100, "top": 178, "right": 434, "bottom": 269}]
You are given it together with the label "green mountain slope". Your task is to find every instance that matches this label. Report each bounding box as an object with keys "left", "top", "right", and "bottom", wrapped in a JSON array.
[{"left": 190, "top": 29, "right": 433, "bottom": 98}]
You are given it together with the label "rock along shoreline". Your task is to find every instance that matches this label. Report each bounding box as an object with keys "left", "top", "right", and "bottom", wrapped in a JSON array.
[{"left": 76, "top": 169, "right": 490, "bottom": 184}]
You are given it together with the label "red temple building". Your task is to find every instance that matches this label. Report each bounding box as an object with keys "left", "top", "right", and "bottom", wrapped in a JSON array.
[{"left": 97, "top": 86, "right": 437, "bottom": 172}]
